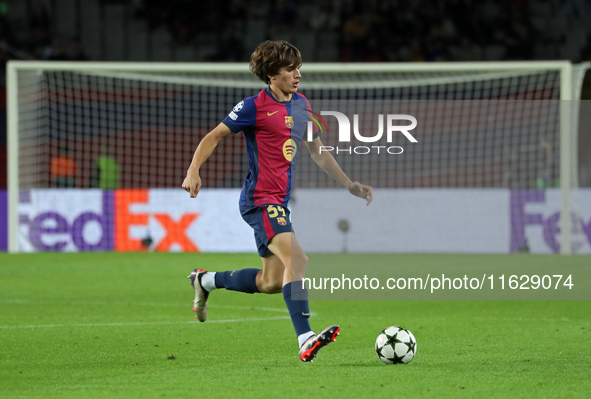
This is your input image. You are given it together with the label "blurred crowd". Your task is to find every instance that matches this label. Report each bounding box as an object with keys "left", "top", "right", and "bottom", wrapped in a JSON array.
[
  {"left": 26, "top": 1, "right": 89, "bottom": 61},
  {"left": 0, "top": 0, "right": 590, "bottom": 69},
  {"left": 134, "top": 0, "right": 590, "bottom": 62},
  {"left": 0, "top": 0, "right": 88, "bottom": 73}
]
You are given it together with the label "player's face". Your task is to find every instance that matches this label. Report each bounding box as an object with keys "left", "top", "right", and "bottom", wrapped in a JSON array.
[{"left": 269, "top": 65, "right": 301, "bottom": 99}]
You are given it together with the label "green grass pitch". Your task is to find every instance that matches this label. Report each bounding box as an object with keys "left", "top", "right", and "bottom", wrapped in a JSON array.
[{"left": 1, "top": 252, "right": 590, "bottom": 398}]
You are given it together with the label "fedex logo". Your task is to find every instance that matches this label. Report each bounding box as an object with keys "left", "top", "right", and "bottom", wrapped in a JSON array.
[
  {"left": 114, "top": 190, "right": 200, "bottom": 252},
  {"left": 18, "top": 190, "right": 201, "bottom": 252},
  {"left": 19, "top": 191, "right": 113, "bottom": 251},
  {"left": 510, "top": 191, "right": 591, "bottom": 253}
]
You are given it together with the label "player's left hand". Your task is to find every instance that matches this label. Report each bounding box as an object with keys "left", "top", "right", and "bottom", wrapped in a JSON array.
[{"left": 348, "top": 182, "right": 373, "bottom": 206}]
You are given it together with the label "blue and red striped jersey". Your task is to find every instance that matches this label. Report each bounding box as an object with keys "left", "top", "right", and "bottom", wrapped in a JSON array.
[{"left": 222, "top": 87, "right": 318, "bottom": 208}]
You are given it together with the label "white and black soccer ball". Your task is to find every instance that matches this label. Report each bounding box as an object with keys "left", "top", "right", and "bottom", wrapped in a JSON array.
[{"left": 375, "top": 326, "right": 417, "bottom": 364}]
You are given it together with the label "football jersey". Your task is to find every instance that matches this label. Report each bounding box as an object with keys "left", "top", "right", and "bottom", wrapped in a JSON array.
[{"left": 222, "top": 87, "right": 319, "bottom": 208}]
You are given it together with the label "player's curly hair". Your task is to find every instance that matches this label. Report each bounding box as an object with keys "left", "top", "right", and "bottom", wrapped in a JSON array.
[{"left": 250, "top": 40, "right": 302, "bottom": 85}]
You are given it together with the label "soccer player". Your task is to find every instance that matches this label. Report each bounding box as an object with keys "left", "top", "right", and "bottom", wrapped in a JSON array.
[{"left": 182, "top": 40, "right": 373, "bottom": 362}]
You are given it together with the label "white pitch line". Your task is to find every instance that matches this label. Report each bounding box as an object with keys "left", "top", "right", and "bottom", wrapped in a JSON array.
[
  {"left": 0, "top": 300, "right": 295, "bottom": 313},
  {"left": 214, "top": 305, "right": 290, "bottom": 313},
  {"left": 0, "top": 316, "right": 291, "bottom": 329},
  {"left": 0, "top": 305, "right": 317, "bottom": 329}
]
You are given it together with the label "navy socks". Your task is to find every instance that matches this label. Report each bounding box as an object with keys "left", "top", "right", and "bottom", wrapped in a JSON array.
[
  {"left": 282, "top": 281, "right": 312, "bottom": 337},
  {"left": 211, "top": 271, "right": 313, "bottom": 345},
  {"left": 214, "top": 268, "right": 260, "bottom": 294}
]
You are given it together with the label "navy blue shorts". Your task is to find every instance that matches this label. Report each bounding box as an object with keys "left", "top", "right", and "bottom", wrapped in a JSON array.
[{"left": 240, "top": 204, "right": 292, "bottom": 257}]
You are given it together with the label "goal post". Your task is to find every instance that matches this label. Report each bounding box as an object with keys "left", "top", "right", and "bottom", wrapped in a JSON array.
[
  {"left": 6, "top": 60, "right": 19, "bottom": 255},
  {"left": 559, "top": 63, "right": 573, "bottom": 255},
  {"left": 6, "top": 61, "right": 590, "bottom": 254}
]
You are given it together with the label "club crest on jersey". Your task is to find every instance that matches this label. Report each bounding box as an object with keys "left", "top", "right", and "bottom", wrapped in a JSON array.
[
  {"left": 277, "top": 217, "right": 287, "bottom": 226},
  {"left": 284, "top": 116, "right": 294, "bottom": 128}
]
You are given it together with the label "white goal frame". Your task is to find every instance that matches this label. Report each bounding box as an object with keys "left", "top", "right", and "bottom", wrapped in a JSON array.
[{"left": 6, "top": 60, "right": 579, "bottom": 254}]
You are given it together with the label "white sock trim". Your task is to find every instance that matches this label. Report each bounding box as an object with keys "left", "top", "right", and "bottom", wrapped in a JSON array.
[
  {"left": 298, "top": 331, "right": 316, "bottom": 348},
  {"left": 201, "top": 272, "right": 217, "bottom": 292}
]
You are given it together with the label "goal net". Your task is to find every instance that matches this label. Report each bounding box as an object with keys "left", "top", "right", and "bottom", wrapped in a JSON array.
[{"left": 6, "top": 61, "right": 590, "bottom": 253}]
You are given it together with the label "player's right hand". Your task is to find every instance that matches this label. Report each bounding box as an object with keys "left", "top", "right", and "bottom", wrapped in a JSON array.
[
  {"left": 182, "top": 171, "right": 202, "bottom": 198},
  {"left": 348, "top": 181, "right": 373, "bottom": 206}
]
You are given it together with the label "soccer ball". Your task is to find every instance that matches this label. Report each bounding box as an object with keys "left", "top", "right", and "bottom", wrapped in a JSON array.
[{"left": 375, "top": 326, "right": 417, "bottom": 364}]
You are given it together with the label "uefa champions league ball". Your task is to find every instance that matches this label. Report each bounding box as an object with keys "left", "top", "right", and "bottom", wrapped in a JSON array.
[{"left": 375, "top": 326, "right": 417, "bottom": 364}]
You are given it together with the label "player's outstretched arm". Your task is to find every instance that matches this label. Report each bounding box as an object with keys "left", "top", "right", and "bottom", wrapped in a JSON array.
[
  {"left": 182, "top": 123, "right": 233, "bottom": 198},
  {"left": 305, "top": 137, "right": 373, "bottom": 206}
]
